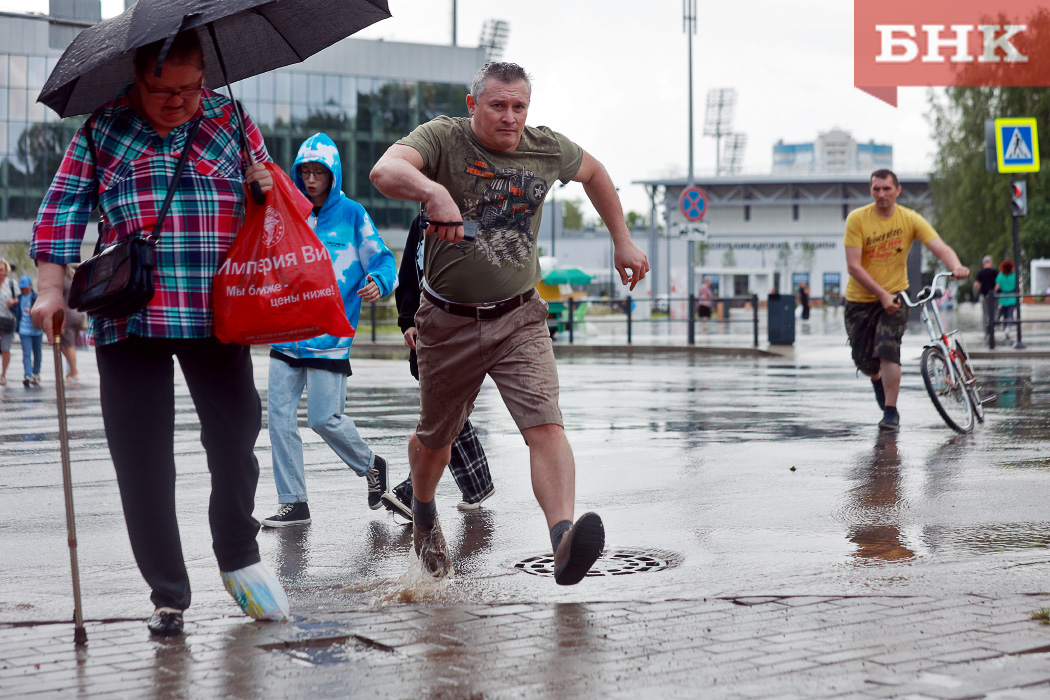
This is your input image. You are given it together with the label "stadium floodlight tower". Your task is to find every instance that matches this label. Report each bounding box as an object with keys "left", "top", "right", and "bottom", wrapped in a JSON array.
[
  {"left": 704, "top": 88, "right": 737, "bottom": 175},
  {"left": 479, "top": 19, "right": 510, "bottom": 61},
  {"left": 722, "top": 132, "right": 747, "bottom": 176}
]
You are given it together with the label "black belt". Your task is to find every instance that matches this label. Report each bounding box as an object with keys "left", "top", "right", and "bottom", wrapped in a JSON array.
[{"left": 423, "top": 288, "right": 536, "bottom": 320}]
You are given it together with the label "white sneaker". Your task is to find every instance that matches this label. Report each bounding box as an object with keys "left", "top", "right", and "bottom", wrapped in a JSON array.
[{"left": 456, "top": 487, "right": 495, "bottom": 511}]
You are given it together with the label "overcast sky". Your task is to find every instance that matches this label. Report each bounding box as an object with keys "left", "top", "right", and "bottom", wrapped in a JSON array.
[{"left": 1, "top": 0, "right": 941, "bottom": 218}]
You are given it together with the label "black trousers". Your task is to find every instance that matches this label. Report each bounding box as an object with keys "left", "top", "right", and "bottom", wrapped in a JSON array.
[{"left": 96, "top": 336, "right": 262, "bottom": 610}]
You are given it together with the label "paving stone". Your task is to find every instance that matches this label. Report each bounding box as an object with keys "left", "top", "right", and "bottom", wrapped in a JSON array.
[{"left": 4, "top": 595, "right": 1050, "bottom": 699}]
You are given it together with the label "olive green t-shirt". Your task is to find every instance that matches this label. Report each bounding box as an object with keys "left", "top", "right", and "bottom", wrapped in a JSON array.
[
  {"left": 398, "top": 116, "right": 584, "bottom": 303},
  {"left": 843, "top": 203, "right": 939, "bottom": 303}
]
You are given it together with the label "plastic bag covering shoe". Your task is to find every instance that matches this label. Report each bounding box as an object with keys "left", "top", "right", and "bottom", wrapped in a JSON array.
[
  {"left": 212, "top": 162, "right": 355, "bottom": 345},
  {"left": 220, "top": 561, "right": 290, "bottom": 621}
]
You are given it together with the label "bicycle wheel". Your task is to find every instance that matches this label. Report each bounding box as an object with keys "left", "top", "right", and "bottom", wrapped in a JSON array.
[{"left": 920, "top": 346, "right": 974, "bottom": 433}]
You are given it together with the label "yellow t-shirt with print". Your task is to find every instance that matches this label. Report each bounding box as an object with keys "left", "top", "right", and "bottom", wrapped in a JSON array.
[{"left": 844, "top": 203, "right": 939, "bottom": 303}]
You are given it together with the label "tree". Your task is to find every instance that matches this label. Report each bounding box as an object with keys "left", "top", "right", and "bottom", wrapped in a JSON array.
[
  {"left": 0, "top": 243, "right": 34, "bottom": 280},
  {"left": 17, "top": 122, "right": 73, "bottom": 189},
  {"left": 929, "top": 9, "right": 1050, "bottom": 273},
  {"left": 797, "top": 241, "right": 816, "bottom": 272},
  {"left": 722, "top": 247, "right": 736, "bottom": 268},
  {"left": 562, "top": 199, "right": 584, "bottom": 230},
  {"left": 625, "top": 211, "right": 646, "bottom": 229}
]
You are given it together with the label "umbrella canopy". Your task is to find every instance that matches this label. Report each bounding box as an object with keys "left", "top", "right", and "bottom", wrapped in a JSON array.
[
  {"left": 543, "top": 268, "right": 592, "bottom": 286},
  {"left": 39, "top": 0, "right": 391, "bottom": 118}
]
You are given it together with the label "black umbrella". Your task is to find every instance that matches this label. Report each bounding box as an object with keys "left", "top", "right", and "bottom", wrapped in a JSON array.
[
  {"left": 38, "top": 0, "right": 392, "bottom": 118},
  {"left": 39, "top": 0, "right": 389, "bottom": 203}
]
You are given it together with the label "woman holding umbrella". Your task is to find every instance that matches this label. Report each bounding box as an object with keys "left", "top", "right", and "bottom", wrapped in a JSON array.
[{"left": 30, "top": 30, "right": 287, "bottom": 637}]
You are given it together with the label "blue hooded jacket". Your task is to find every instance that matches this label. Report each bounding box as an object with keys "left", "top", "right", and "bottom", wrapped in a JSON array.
[{"left": 270, "top": 133, "right": 396, "bottom": 361}]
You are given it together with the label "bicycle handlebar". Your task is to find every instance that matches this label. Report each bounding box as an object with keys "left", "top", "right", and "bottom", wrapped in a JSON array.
[{"left": 897, "top": 272, "right": 952, "bottom": 308}]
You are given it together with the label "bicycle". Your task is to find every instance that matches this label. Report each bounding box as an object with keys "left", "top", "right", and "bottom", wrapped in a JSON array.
[{"left": 898, "top": 272, "right": 986, "bottom": 433}]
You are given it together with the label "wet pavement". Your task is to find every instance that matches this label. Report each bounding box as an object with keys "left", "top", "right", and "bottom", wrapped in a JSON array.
[{"left": 2, "top": 303, "right": 1050, "bottom": 698}]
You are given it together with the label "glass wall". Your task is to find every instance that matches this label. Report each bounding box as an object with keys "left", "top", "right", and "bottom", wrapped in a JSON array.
[
  {"left": 0, "top": 53, "right": 75, "bottom": 221},
  {"left": 230, "top": 71, "right": 470, "bottom": 229},
  {"left": 0, "top": 54, "right": 470, "bottom": 229}
]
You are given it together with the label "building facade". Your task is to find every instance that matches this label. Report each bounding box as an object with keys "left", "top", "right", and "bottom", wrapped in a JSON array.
[
  {"left": 631, "top": 173, "right": 932, "bottom": 306},
  {"left": 0, "top": 0, "right": 485, "bottom": 247},
  {"left": 773, "top": 129, "right": 893, "bottom": 176}
]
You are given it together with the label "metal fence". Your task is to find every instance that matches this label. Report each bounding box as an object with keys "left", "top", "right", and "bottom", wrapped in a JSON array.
[
  {"left": 552, "top": 294, "right": 761, "bottom": 347},
  {"left": 985, "top": 292, "right": 1050, "bottom": 349},
  {"left": 357, "top": 294, "right": 844, "bottom": 348}
]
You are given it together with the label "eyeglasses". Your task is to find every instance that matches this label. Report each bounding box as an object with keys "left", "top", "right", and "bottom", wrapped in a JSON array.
[
  {"left": 300, "top": 169, "right": 329, "bottom": 181},
  {"left": 144, "top": 85, "right": 203, "bottom": 101}
]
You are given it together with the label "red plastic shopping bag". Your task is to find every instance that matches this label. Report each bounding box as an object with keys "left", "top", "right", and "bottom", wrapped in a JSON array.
[{"left": 212, "top": 162, "right": 354, "bottom": 344}]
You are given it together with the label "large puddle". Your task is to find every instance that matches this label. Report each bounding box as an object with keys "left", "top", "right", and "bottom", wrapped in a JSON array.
[{"left": 4, "top": 347, "right": 1050, "bottom": 622}]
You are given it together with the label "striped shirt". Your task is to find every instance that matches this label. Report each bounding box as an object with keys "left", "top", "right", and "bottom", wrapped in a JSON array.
[{"left": 31, "top": 87, "right": 269, "bottom": 346}]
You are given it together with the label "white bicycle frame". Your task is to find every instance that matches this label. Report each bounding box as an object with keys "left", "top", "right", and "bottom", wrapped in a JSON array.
[{"left": 898, "top": 272, "right": 969, "bottom": 388}]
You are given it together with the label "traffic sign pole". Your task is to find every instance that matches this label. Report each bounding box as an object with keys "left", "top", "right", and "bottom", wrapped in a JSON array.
[
  {"left": 1012, "top": 211, "right": 1025, "bottom": 349},
  {"left": 992, "top": 117, "right": 1038, "bottom": 347},
  {"left": 679, "top": 186, "right": 707, "bottom": 317}
]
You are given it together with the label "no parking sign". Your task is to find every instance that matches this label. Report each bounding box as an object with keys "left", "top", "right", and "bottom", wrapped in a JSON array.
[{"left": 680, "top": 186, "right": 707, "bottom": 221}]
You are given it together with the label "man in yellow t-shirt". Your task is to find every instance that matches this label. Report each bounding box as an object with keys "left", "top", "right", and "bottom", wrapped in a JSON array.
[{"left": 844, "top": 170, "right": 969, "bottom": 432}]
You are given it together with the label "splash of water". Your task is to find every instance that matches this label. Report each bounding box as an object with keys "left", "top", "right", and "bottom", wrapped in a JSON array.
[{"left": 369, "top": 549, "right": 457, "bottom": 605}]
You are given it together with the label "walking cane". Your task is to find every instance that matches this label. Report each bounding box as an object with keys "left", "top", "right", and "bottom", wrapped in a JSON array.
[{"left": 52, "top": 310, "right": 86, "bottom": 645}]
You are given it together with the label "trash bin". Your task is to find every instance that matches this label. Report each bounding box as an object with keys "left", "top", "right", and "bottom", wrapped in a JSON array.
[{"left": 767, "top": 293, "right": 795, "bottom": 345}]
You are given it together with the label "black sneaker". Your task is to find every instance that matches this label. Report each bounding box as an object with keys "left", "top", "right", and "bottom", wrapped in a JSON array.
[
  {"left": 147, "top": 608, "right": 184, "bottom": 637},
  {"left": 878, "top": 408, "right": 900, "bottom": 432},
  {"left": 366, "top": 455, "right": 387, "bottom": 510},
  {"left": 261, "top": 502, "right": 311, "bottom": 528},
  {"left": 553, "top": 512, "right": 605, "bottom": 586},
  {"left": 871, "top": 377, "right": 886, "bottom": 411}
]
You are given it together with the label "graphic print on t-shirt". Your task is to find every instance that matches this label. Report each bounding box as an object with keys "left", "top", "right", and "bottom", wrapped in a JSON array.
[
  {"left": 866, "top": 226, "right": 905, "bottom": 263},
  {"left": 463, "top": 157, "right": 548, "bottom": 268}
]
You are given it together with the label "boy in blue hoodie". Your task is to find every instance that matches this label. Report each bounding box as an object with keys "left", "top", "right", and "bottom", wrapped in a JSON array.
[
  {"left": 262, "top": 133, "right": 396, "bottom": 527},
  {"left": 17, "top": 275, "right": 42, "bottom": 387}
]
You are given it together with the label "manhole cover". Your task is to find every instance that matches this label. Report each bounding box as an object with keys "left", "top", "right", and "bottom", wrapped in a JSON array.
[{"left": 513, "top": 549, "right": 678, "bottom": 577}]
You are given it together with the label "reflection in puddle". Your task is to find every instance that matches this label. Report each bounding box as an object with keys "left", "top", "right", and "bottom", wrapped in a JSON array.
[
  {"left": 844, "top": 432, "right": 916, "bottom": 563},
  {"left": 921, "top": 523, "right": 1050, "bottom": 555}
]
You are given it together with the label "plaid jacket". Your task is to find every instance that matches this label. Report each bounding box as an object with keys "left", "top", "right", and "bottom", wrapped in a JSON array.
[{"left": 31, "top": 87, "right": 269, "bottom": 345}]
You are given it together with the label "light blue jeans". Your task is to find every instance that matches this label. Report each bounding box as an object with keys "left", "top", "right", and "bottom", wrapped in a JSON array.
[
  {"left": 20, "top": 333, "right": 41, "bottom": 379},
  {"left": 267, "top": 359, "right": 374, "bottom": 504}
]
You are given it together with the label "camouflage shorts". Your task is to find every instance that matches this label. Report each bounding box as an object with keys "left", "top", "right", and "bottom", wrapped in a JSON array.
[{"left": 844, "top": 300, "right": 909, "bottom": 376}]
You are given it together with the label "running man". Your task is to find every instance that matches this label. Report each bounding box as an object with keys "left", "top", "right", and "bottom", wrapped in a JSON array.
[{"left": 370, "top": 62, "right": 649, "bottom": 584}]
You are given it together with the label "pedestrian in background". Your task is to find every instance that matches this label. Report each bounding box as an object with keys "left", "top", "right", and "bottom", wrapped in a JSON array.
[
  {"left": 698, "top": 278, "right": 713, "bottom": 330},
  {"left": 0, "top": 259, "right": 18, "bottom": 385},
  {"left": 995, "top": 259, "right": 1018, "bottom": 341},
  {"left": 798, "top": 282, "right": 810, "bottom": 320},
  {"left": 974, "top": 255, "right": 998, "bottom": 346},
  {"left": 17, "top": 275, "right": 41, "bottom": 387},
  {"left": 261, "top": 133, "right": 396, "bottom": 528},
  {"left": 30, "top": 31, "right": 286, "bottom": 637},
  {"left": 61, "top": 265, "right": 83, "bottom": 384},
  {"left": 843, "top": 169, "right": 968, "bottom": 432}
]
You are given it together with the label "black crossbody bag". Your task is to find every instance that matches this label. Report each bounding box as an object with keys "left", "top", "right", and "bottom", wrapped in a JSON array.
[{"left": 68, "top": 117, "right": 202, "bottom": 319}]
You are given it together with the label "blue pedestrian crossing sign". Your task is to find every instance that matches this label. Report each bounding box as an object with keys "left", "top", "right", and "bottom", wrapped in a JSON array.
[
  {"left": 995, "top": 118, "right": 1040, "bottom": 173},
  {"left": 680, "top": 186, "right": 707, "bottom": 221}
]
